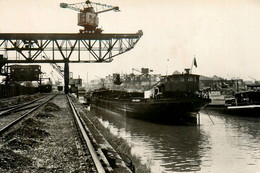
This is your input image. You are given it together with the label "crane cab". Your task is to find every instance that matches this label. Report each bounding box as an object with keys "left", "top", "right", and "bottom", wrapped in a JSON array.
[
  {"left": 60, "top": 1, "right": 119, "bottom": 33},
  {"left": 78, "top": 7, "right": 99, "bottom": 32}
]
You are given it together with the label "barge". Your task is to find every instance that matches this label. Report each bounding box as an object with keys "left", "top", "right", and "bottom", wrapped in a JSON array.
[
  {"left": 90, "top": 69, "right": 211, "bottom": 125},
  {"left": 226, "top": 84, "right": 260, "bottom": 116}
]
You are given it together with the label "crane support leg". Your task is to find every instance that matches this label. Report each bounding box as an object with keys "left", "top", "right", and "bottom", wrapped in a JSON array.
[{"left": 64, "top": 59, "right": 69, "bottom": 94}]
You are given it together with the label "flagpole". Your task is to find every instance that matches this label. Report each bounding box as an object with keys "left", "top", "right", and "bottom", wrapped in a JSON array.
[
  {"left": 166, "top": 58, "right": 169, "bottom": 76},
  {"left": 190, "top": 56, "right": 194, "bottom": 74},
  {"left": 191, "top": 55, "right": 197, "bottom": 74}
]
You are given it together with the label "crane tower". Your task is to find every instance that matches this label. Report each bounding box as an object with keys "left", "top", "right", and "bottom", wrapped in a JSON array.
[{"left": 60, "top": 1, "right": 119, "bottom": 33}]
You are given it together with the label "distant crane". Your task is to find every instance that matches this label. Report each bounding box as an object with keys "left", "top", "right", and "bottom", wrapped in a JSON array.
[
  {"left": 132, "top": 68, "right": 151, "bottom": 75},
  {"left": 42, "top": 55, "right": 64, "bottom": 78},
  {"left": 60, "top": 1, "right": 120, "bottom": 33},
  {"left": 50, "top": 71, "right": 62, "bottom": 86},
  {"left": 248, "top": 76, "right": 259, "bottom": 84}
]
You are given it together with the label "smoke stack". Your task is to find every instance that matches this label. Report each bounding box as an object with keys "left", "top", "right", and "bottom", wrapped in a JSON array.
[{"left": 184, "top": 68, "right": 190, "bottom": 74}]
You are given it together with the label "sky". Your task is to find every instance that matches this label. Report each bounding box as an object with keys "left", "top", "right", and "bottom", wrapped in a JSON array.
[{"left": 0, "top": 0, "right": 260, "bottom": 82}]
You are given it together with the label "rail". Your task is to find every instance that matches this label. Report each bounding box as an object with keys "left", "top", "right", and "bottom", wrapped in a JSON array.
[
  {"left": 0, "top": 95, "right": 47, "bottom": 116},
  {"left": 67, "top": 95, "right": 113, "bottom": 173},
  {"left": 0, "top": 94, "right": 58, "bottom": 135}
]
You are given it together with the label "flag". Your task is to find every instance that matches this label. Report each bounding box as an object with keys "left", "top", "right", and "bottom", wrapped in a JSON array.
[{"left": 194, "top": 57, "right": 197, "bottom": 68}]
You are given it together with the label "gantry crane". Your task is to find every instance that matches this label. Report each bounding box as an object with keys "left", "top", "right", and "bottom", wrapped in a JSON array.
[
  {"left": 0, "top": 1, "right": 143, "bottom": 94},
  {"left": 60, "top": 1, "right": 119, "bottom": 33}
]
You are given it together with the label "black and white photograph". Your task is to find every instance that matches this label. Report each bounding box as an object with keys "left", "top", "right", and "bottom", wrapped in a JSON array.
[{"left": 0, "top": 0, "right": 260, "bottom": 172}]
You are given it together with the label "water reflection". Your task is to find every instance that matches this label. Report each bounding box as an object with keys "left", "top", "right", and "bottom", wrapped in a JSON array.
[
  {"left": 199, "top": 110, "right": 260, "bottom": 172},
  {"left": 90, "top": 106, "right": 260, "bottom": 172},
  {"left": 91, "top": 107, "right": 210, "bottom": 172},
  {"left": 222, "top": 114, "right": 260, "bottom": 167}
]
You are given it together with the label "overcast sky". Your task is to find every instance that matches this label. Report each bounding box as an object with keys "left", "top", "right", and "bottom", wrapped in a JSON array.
[{"left": 0, "top": 0, "right": 260, "bottom": 82}]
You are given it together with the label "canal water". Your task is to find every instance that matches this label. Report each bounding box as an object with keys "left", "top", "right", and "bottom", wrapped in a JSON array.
[{"left": 90, "top": 107, "right": 260, "bottom": 173}]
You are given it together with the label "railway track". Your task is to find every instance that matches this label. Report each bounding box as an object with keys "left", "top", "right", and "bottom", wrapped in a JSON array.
[
  {"left": 0, "top": 94, "right": 57, "bottom": 135},
  {"left": 0, "top": 95, "right": 48, "bottom": 116},
  {"left": 67, "top": 95, "right": 112, "bottom": 173},
  {"left": 67, "top": 95, "right": 135, "bottom": 173},
  {"left": 0, "top": 94, "right": 133, "bottom": 172}
]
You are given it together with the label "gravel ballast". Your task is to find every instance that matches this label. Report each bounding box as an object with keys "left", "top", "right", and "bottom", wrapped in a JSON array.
[{"left": 0, "top": 94, "right": 90, "bottom": 172}]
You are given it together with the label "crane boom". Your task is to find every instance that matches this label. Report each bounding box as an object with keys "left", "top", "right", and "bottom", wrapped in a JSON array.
[
  {"left": 132, "top": 68, "right": 142, "bottom": 74},
  {"left": 60, "top": 3, "right": 81, "bottom": 12},
  {"left": 43, "top": 55, "right": 64, "bottom": 78},
  {"left": 60, "top": 1, "right": 119, "bottom": 13}
]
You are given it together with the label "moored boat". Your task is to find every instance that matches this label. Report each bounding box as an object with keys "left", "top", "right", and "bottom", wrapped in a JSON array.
[
  {"left": 90, "top": 69, "right": 211, "bottom": 125},
  {"left": 226, "top": 84, "right": 260, "bottom": 116}
]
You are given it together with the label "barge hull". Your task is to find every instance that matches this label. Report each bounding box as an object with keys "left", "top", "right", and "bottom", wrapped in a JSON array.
[
  {"left": 91, "top": 97, "right": 209, "bottom": 125},
  {"left": 227, "top": 105, "right": 260, "bottom": 116}
]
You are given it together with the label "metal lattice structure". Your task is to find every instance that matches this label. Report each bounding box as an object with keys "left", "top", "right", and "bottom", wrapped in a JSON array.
[
  {"left": 60, "top": 1, "right": 119, "bottom": 14},
  {"left": 0, "top": 31, "right": 143, "bottom": 93},
  {"left": 0, "top": 32, "right": 143, "bottom": 63}
]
